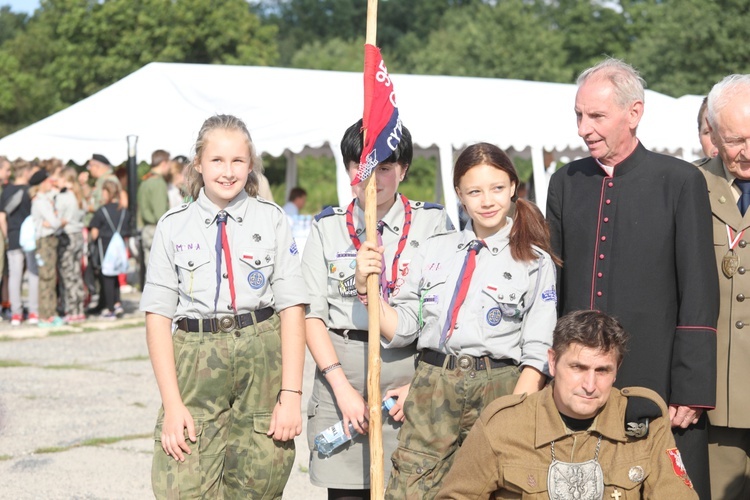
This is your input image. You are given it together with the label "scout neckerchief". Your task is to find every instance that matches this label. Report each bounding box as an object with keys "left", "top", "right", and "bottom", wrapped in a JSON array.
[
  {"left": 548, "top": 435, "right": 604, "bottom": 500},
  {"left": 723, "top": 225, "right": 744, "bottom": 278},
  {"left": 439, "top": 239, "right": 485, "bottom": 348},
  {"left": 214, "top": 210, "right": 237, "bottom": 314},
  {"left": 345, "top": 194, "right": 412, "bottom": 300}
]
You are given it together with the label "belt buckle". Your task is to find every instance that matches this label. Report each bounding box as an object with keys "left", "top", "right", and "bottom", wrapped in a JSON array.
[
  {"left": 457, "top": 355, "right": 473, "bottom": 371},
  {"left": 218, "top": 315, "right": 236, "bottom": 333}
]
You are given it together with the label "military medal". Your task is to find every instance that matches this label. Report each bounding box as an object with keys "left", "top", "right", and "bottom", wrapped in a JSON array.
[
  {"left": 548, "top": 436, "right": 604, "bottom": 500},
  {"left": 723, "top": 225, "right": 744, "bottom": 278}
]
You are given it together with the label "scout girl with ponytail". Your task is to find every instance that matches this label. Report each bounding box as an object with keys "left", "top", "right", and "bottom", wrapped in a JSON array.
[{"left": 356, "top": 142, "right": 560, "bottom": 498}]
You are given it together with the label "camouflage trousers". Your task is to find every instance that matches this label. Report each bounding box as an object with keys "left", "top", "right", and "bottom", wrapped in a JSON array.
[
  {"left": 152, "top": 313, "right": 295, "bottom": 499},
  {"left": 36, "top": 235, "right": 58, "bottom": 320},
  {"left": 385, "top": 357, "right": 521, "bottom": 500},
  {"left": 58, "top": 232, "right": 85, "bottom": 316}
]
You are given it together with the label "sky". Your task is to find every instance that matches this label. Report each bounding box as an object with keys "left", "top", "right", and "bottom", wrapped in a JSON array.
[{"left": 2, "top": 0, "right": 40, "bottom": 15}]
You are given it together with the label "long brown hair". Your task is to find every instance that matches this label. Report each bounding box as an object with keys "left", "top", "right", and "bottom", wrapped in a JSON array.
[
  {"left": 453, "top": 143, "right": 561, "bottom": 265},
  {"left": 184, "top": 114, "right": 262, "bottom": 201},
  {"left": 61, "top": 167, "right": 83, "bottom": 209}
]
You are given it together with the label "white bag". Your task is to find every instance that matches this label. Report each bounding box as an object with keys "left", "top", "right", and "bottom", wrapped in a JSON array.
[
  {"left": 99, "top": 209, "right": 128, "bottom": 277},
  {"left": 19, "top": 215, "right": 36, "bottom": 252}
]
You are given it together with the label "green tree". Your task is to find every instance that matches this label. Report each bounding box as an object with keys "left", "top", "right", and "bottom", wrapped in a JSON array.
[
  {"left": 408, "top": 1, "right": 570, "bottom": 82},
  {"left": 0, "top": 6, "right": 28, "bottom": 45},
  {"left": 0, "top": 0, "right": 277, "bottom": 136},
  {"left": 290, "top": 37, "right": 364, "bottom": 72},
  {"left": 536, "top": 0, "right": 633, "bottom": 77},
  {"left": 622, "top": 0, "right": 750, "bottom": 96}
]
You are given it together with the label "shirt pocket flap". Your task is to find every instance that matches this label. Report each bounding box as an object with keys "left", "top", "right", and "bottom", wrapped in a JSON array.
[
  {"left": 174, "top": 250, "right": 211, "bottom": 271},
  {"left": 605, "top": 462, "right": 650, "bottom": 490},
  {"left": 240, "top": 249, "right": 275, "bottom": 270},
  {"left": 482, "top": 284, "right": 525, "bottom": 319},
  {"left": 326, "top": 258, "right": 356, "bottom": 282},
  {"left": 503, "top": 465, "right": 548, "bottom": 494},
  {"left": 481, "top": 285, "right": 524, "bottom": 306}
]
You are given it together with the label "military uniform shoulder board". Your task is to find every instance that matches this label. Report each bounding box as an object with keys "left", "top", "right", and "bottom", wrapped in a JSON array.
[
  {"left": 621, "top": 386, "right": 668, "bottom": 438},
  {"left": 692, "top": 156, "right": 711, "bottom": 167},
  {"left": 410, "top": 200, "right": 444, "bottom": 210},
  {"left": 482, "top": 393, "right": 527, "bottom": 424},
  {"left": 314, "top": 206, "right": 344, "bottom": 222}
]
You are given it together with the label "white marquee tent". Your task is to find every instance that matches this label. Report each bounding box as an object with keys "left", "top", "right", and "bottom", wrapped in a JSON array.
[{"left": 0, "top": 62, "right": 706, "bottom": 222}]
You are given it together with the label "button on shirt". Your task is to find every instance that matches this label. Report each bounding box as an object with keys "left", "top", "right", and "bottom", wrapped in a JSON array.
[
  {"left": 140, "top": 189, "right": 308, "bottom": 319},
  {"left": 302, "top": 198, "right": 453, "bottom": 330},
  {"left": 388, "top": 219, "right": 557, "bottom": 374}
]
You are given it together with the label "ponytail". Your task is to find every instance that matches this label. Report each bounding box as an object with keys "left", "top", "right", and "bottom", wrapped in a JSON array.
[{"left": 510, "top": 198, "right": 562, "bottom": 266}]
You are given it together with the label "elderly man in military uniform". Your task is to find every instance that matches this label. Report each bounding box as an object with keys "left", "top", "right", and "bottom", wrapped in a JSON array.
[
  {"left": 436, "top": 310, "right": 698, "bottom": 500},
  {"left": 546, "top": 58, "right": 719, "bottom": 499},
  {"left": 696, "top": 74, "right": 750, "bottom": 500}
]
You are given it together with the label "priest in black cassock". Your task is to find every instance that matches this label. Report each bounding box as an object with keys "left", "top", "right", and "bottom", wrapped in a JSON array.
[{"left": 546, "top": 58, "right": 719, "bottom": 499}]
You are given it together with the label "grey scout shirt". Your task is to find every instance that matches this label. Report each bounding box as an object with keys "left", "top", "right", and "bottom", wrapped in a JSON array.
[
  {"left": 302, "top": 197, "right": 453, "bottom": 331},
  {"left": 388, "top": 218, "right": 557, "bottom": 374},
  {"left": 32, "top": 191, "right": 62, "bottom": 239},
  {"left": 140, "top": 188, "right": 308, "bottom": 319}
]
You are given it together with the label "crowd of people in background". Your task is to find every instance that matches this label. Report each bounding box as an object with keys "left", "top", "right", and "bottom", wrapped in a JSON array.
[{"left": 0, "top": 151, "right": 189, "bottom": 327}]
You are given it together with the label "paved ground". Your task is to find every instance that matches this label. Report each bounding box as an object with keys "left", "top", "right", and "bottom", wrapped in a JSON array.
[{"left": 0, "top": 292, "right": 327, "bottom": 499}]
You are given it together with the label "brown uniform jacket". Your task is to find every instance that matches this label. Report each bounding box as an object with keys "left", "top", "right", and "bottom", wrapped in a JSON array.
[
  {"left": 697, "top": 156, "right": 750, "bottom": 428},
  {"left": 436, "top": 385, "right": 698, "bottom": 499}
]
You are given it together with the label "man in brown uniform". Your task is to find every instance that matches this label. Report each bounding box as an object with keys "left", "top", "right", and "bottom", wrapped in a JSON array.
[
  {"left": 437, "top": 310, "right": 698, "bottom": 500},
  {"left": 696, "top": 74, "right": 750, "bottom": 500}
]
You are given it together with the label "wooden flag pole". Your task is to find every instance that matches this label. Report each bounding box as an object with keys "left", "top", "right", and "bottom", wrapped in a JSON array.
[{"left": 364, "top": 1, "right": 384, "bottom": 498}]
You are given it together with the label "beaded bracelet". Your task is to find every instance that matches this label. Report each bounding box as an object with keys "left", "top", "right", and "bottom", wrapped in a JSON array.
[
  {"left": 276, "top": 388, "right": 302, "bottom": 405},
  {"left": 321, "top": 362, "right": 342, "bottom": 376},
  {"left": 356, "top": 290, "right": 368, "bottom": 306}
]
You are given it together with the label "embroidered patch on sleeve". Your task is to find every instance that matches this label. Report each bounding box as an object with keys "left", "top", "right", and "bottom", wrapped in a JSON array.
[{"left": 666, "top": 448, "right": 693, "bottom": 489}]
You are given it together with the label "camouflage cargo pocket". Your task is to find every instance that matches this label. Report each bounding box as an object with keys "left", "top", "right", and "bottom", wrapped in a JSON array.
[
  {"left": 386, "top": 446, "right": 441, "bottom": 500},
  {"left": 239, "top": 413, "right": 295, "bottom": 499},
  {"left": 152, "top": 419, "right": 205, "bottom": 499}
]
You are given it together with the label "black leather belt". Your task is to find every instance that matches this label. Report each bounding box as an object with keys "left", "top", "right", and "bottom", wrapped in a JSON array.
[
  {"left": 419, "top": 349, "right": 516, "bottom": 371},
  {"left": 176, "top": 307, "right": 274, "bottom": 333},
  {"left": 331, "top": 329, "right": 370, "bottom": 342}
]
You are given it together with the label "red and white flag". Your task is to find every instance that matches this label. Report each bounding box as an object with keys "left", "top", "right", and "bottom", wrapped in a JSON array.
[{"left": 352, "top": 44, "right": 402, "bottom": 185}]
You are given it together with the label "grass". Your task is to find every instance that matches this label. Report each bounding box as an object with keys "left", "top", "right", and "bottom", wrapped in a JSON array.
[
  {"left": 0, "top": 455, "right": 12, "bottom": 461},
  {"left": 115, "top": 355, "right": 150, "bottom": 362},
  {"left": 34, "top": 433, "right": 152, "bottom": 455},
  {"left": 0, "top": 359, "right": 30, "bottom": 368},
  {"left": 43, "top": 364, "right": 101, "bottom": 371}
]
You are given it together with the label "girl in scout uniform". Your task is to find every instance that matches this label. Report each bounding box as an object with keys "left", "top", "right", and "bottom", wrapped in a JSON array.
[
  {"left": 141, "top": 114, "right": 307, "bottom": 499},
  {"left": 356, "top": 142, "right": 560, "bottom": 499},
  {"left": 302, "top": 120, "right": 453, "bottom": 499}
]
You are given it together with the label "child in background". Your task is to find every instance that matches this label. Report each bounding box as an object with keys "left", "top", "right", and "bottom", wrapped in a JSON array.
[
  {"left": 89, "top": 179, "right": 130, "bottom": 319},
  {"left": 29, "top": 169, "right": 65, "bottom": 327},
  {"left": 0, "top": 160, "right": 37, "bottom": 326},
  {"left": 141, "top": 114, "right": 307, "bottom": 498},
  {"left": 56, "top": 167, "right": 87, "bottom": 322}
]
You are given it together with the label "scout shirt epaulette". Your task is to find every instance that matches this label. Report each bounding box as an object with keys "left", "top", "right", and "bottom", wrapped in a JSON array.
[
  {"left": 410, "top": 200, "right": 444, "bottom": 210},
  {"left": 314, "top": 206, "right": 345, "bottom": 222},
  {"left": 479, "top": 393, "right": 527, "bottom": 424},
  {"left": 158, "top": 201, "right": 191, "bottom": 223},
  {"left": 255, "top": 196, "right": 285, "bottom": 214},
  {"left": 692, "top": 156, "right": 711, "bottom": 167}
]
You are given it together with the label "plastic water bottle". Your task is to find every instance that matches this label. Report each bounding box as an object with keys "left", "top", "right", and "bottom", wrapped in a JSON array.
[{"left": 314, "top": 397, "right": 397, "bottom": 456}]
